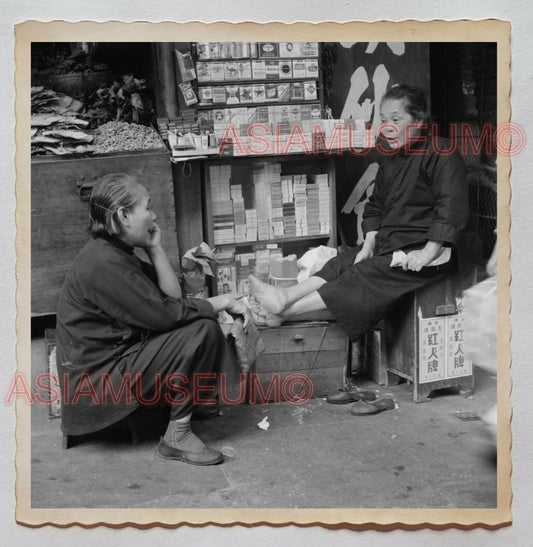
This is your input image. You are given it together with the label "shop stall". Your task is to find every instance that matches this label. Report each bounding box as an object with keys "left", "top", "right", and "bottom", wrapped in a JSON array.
[{"left": 30, "top": 41, "right": 496, "bottom": 401}]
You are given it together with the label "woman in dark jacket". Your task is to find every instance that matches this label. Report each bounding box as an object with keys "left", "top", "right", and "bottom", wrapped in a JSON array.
[
  {"left": 56, "top": 173, "right": 248, "bottom": 465},
  {"left": 249, "top": 84, "right": 469, "bottom": 342}
]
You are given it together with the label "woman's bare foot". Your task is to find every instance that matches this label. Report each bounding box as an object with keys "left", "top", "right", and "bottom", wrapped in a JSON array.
[
  {"left": 248, "top": 296, "right": 284, "bottom": 327},
  {"left": 248, "top": 275, "right": 288, "bottom": 315}
]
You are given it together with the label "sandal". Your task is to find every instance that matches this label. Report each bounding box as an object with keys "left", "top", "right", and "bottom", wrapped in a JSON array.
[
  {"left": 349, "top": 398, "right": 396, "bottom": 416},
  {"left": 326, "top": 388, "right": 377, "bottom": 405}
]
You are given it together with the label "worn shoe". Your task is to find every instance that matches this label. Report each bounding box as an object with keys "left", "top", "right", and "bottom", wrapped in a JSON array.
[
  {"left": 349, "top": 398, "right": 396, "bottom": 416},
  {"left": 158, "top": 437, "right": 224, "bottom": 465},
  {"left": 326, "top": 388, "right": 377, "bottom": 405}
]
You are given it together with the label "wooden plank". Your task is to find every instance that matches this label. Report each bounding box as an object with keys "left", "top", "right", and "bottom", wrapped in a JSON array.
[
  {"left": 31, "top": 151, "right": 178, "bottom": 316},
  {"left": 172, "top": 160, "right": 204, "bottom": 255}
]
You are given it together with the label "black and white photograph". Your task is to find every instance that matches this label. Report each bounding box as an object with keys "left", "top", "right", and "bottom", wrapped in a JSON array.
[{"left": 14, "top": 20, "right": 513, "bottom": 530}]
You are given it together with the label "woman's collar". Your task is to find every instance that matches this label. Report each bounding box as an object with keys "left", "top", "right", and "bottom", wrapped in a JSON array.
[{"left": 96, "top": 233, "right": 135, "bottom": 255}]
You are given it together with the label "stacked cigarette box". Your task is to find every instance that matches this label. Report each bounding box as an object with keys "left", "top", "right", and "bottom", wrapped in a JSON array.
[
  {"left": 293, "top": 175, "right": 308, "bottom": 237},
  {"left": 210, "top": 165, "right": 235, "bottom": 244},
  {"left": 210, "top": 164, "right": 330, "bottom": 245},
  {"left": 310, "top": 173, "right": 331, "bottom": 234},
  {"left": 306, "top": 180, "right": 320, "bottom": 235}
]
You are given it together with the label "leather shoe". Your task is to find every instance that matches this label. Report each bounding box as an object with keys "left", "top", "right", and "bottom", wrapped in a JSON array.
[
  {"left": 349, "top": 398, "right": 396, "bottom": 416},
  {"left": 157, "top": 437, "right": 224, "bottom": 465},
  {"left": 326, "top": 388, "right": 377, "bottom": 405}
]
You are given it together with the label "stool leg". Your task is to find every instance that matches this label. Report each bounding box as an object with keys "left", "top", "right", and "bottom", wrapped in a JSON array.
[{"left": 62, "top": 432, "right": 71, "bottom": 449}]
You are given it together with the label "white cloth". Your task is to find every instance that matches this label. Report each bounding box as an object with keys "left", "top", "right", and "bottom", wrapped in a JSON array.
[{"left": 390, "top": 247, "right": 452, "bottom": 268}]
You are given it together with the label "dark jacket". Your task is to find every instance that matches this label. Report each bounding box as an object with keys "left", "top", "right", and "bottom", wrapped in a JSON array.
[
  {"left": 56, "top": 236, "right": 217, "bottom": 435},
  {"left": 362, "top": 136, "right": 469, "bottom": 255}
]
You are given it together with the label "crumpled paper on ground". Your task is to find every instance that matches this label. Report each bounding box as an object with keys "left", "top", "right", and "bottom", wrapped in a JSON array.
[{"left": 390, "top": 247, "right": 451, "bottom": 268}]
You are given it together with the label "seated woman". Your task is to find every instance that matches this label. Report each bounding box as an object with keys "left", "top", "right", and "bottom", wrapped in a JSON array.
[
  {"left": 56, "top": 173, "right": 249, "bottom": 466},
  {"left": 249, "top": 84, "right": 469, "bottom": 346}
]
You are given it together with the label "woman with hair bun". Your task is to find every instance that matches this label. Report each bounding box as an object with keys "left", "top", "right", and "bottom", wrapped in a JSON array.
[
  {"left": 56, "top": 173, "right": 248, "bottom": 465},
  {"left": 249, "top": 84, "right": 469, "bottom": 353}
]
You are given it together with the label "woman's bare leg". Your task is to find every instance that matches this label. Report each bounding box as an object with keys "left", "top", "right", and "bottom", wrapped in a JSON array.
[
  {"left": 248, "top": 275, "right": 326, "bottom": 315},
  {"left": 279, "top": 290, "right": 327, "bottom": 318}
]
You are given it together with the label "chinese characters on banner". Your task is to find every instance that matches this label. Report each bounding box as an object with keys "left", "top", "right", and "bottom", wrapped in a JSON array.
[
  {"left": 419, "top": 315, "right": 472, "bottom": 384},
  {"left": 446, "top": 315, "right": 472, "bottom": 378}
]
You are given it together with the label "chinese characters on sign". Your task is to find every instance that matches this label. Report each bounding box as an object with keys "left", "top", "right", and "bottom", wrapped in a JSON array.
[
  {"left": 419, "top": 318, "right": 446, "bottom": 383},
  {"left": 419, "top": 315, "right": 472, "bottom": 384},
  {"left": 446, "top": 314, "right": 472, "bottom": 378}
]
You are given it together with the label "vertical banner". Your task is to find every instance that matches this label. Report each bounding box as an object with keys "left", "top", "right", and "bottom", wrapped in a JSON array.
[
  {"left": 419, "top": 317, "right": 446, "bottom": 383},
  {"left": 446, "top": 314, "right": 472, "bottom": 378}
]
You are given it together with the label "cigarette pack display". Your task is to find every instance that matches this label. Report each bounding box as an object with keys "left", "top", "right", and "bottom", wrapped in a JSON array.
[
  {"left": 197, "top": 110, "right": 214, "bottom": 131},
  {"left": 179, "top": 82, "right": 198, "bottom": 106},
  {"left": 277, "top": 83, "right": 292, "bottom": 102},
  {"left": 219, "top": 42, "right": 233, "bottom": 59},
  {"left": 175, "top": 50, "right": 197, "bottom": 82},
  {"left": 300, "top": 42, "right": 319, "bottom": 56},
  {"left": 289, "top": 105, "right": 301, "bottom": 122},
  {"left": 278, "top": 42, "right": 297, "bottom": 58},
  {"left": 237, "top": 60, "right": 252, "bottom": 80},
  {"left": 265, "top": 83, "right": 279, "bottom": 102},
  {"left": 198, "top": 87, "right": 213, "bottom": 105},
  {"left": 304, "top": 81, "right": 318, "bottom": 101},
  {"left": 310, "top": 104, "right": 322, "bottom": 119},
  {"left": 265, "top": 60, "right": 280, "bottom": 80},
  {"left": 226, "top": 86, "right": 240, "bottom": 105},
  {"left": 258, "top": 42, "right": 279, "bottom": 58},
  {"left": 239, "top": 85, "right": 253, "bottom": 104},
  {"left": 209, "top": 42, "right": 220, "bottom": 59},
  {"left": 249, "top": 42, "right": 258, "bottom": 58},
  {"left": 292, "top": 60, "right": 307, "bottom": 79},
  {"left": 279, "top": 60, "right": 293, "bottom": 79},
  {"left": 299, "top": 104, "right": 312, "bottom": 120},
  {"left": 305, "top": 59, "right": 319, "bottom": 78},
  {"left": 211, "top": 86, "right": 227, "bottom": 104},
  {"left": 196, "top": 42, "right": 210, "bottom": 60},
  {"left": 252, "top": 84, "right": 266, "bottom": 103},
  {"left": 291, "top": 82, "right": 304, "bottom": 101},
  {"left": 197, "top": 62, "right": 211, "bottom": 82},
  {"left": 252, "top": 60, "right": 266, "bottom": 80},
  {"left": 233, "top": 42, "right": 250, "bottom": 58},
  {"left": 211, "top": 62, "right": 226, "bottom": 82},
  {"left": 225, "top": 62, "right": 239, "bottom": 81},
  {"left": 217, "top": 265, "right": 237, "bottom": 294},
  {"left": 256, "top": 106, "right": 269, "bottom": 123}
]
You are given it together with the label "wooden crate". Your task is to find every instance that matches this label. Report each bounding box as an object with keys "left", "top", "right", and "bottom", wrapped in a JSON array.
[
  {"left": 31, "top": 150, "right": 179, "bottom": 316},
  {"left": 248, "top": 321, "right": 349, "bottom": 403},
  {"left": 384, "top": 268, "right": 477, "bottom": 402}
]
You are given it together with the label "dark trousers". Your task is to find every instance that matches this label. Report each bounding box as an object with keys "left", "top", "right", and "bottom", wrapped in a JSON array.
[
  {"left": 119, "top": 318, "right": 239, "bottom": 420},
  {"left": 316, "top": 246, "right": 454, "bottom": 342}
]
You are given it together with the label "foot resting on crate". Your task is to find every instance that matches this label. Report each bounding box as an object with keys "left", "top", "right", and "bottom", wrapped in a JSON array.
[
  {"left": 247, "top": 295, "right": 284, "bottom": 327},
  {"left": 248, "top": 275, "right": 289, "bottom": 315}
]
